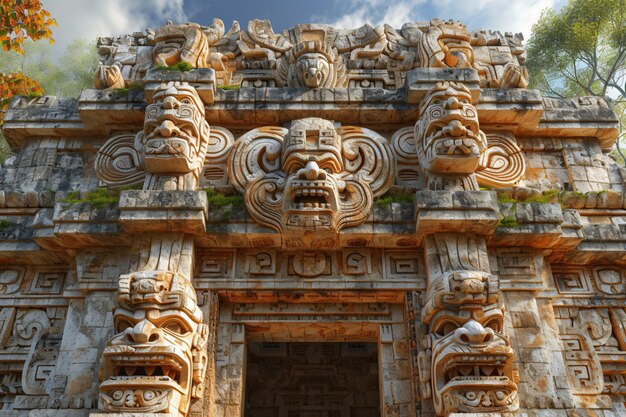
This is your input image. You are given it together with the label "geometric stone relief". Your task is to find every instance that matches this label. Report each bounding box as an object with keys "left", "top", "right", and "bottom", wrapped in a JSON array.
[
  {"left": 192, "top": 248, "right": 423, "bottom": 285},
  {"left": 22, "top": 330, "right": 62, "bottom": 395},
  {"left": 591, "top": 266, "right": 626, "bottom": 296},
  {"left": 25, "top": 270, "right": 66, "bottom": 295},
  {"left": 0, "top": 267, "right": 25, "bottom": 295},
  {"left": 228, "top": 117, "right": 395, "bottom": 243},
  {"left": 560, "top": 333, "right": 604, "bottom": 395},
  {"left": 493, "top": 248, "right": 543, "bottom": 289},
  {"left": 552, "top": 266, "right": 593, "bottom": 295}
]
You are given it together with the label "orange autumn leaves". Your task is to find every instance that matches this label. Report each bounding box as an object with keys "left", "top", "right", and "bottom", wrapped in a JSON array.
[{"left": 0, "top": 0, "right": 57, "bottom": 124}]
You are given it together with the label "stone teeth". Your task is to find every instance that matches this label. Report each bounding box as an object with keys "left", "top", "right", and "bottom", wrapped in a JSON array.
[
  {"left": 302, "top": 189, "right": 309, "bottom": 196},
  {"left": 145, "top": 366, "right": 156, "bottom": 376}
]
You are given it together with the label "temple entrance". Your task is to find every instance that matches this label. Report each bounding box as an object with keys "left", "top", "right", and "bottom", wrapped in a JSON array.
[{"left": 244, "top": 342, "right": 380, "bottom": 417}]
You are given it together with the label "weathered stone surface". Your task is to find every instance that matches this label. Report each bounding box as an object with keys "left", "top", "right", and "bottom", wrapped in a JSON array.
[{"left": 0, "top": 16, "right": 623, "bottom": 417}]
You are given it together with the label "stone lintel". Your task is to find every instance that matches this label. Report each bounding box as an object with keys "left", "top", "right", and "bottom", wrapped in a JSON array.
[
  {"left": 415, "top": 190, "right": 500, "bottom": 241},
  {"left": 118, "top": 190, "right": 208, "bottom": 235},
  {"left": 405, "top": 67, "right": 481, "bottom": 103}
]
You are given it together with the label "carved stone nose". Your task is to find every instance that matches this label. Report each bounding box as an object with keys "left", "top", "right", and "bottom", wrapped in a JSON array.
[
  {"left": 442, "top": 119, "right": 467, "bottom": 137},
  {"left": 126, "top": 320, "right": 161, "bottom": 344},
  {"left": 444, "top": 96, "right": 462, "bottom": 110},
  {"left": 299, "top": 161, "right": 326, "bottom": 181},
  {"left": 155, "top": 120, "right": 179, "bottom": 137},
  {"left": 304, "top": 68, "right": 322, "bottom": 87},
  {"left": 453, "top": 320, "right": 494, "bottom": 344},
  {"left": 161, "top": 96, "right": 179, "bottom": 110}
]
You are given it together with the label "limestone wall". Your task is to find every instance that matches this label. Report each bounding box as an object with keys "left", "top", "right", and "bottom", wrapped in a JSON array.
[{"left": 0, "top": 17, "right": 624, "bottom": 417}]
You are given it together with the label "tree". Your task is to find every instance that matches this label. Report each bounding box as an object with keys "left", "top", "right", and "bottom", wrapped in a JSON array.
[
  {"left": 0, "top": 0, "right": 57, "bottom": 121},
  {"left": 526, "top": 0, "right": 626, "bottom": 163},
  {"left": 0, "top": 0, "right": 57, "bottom": 161}
]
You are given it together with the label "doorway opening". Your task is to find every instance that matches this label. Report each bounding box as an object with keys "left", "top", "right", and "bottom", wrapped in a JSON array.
[{"left": 244, "top": 342, "right": 380, "bottom": 417}]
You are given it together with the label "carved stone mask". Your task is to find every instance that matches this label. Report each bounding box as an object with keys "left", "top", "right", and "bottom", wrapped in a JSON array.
[
  {"left": 415, "top": 82, "right": 487, "bottom": 175},
  {"left": 286, "top": 42, "right": 340, "bottom": 88},
  {"left": 136, "top": 82, "right": 210, "bottom": 175},
  {"left": 228, "top": 117, "right": 395, "bottom": 241},
  {"left": 99, "top": 271, "right": 208, "bottom": 417},
  {"left": 418, "top": 21, "right": 473, "bottom": 68},
  {"left": 152, "top": 23, "right": 209, "bottom": 68},
  {"left": 429, "top": 308, "right": 518, "bottom": 415}
]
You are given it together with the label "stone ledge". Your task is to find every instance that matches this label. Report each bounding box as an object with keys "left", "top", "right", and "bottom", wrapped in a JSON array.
[
  {"left": 405, "top": 68, "right": 481, "bottom": 103},
  {"left": 489, "top": 202, "right": 564, "bottom": 248},
  {"left": 119, "top": 190, "right": 208, "bottom": 235},
  {"left": 415, "top": 190, "right": 499, "bottom": 240}
]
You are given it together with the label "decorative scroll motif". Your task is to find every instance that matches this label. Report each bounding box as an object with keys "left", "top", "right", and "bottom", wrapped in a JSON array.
[
  {"left": 99, "top": 270, "right": 208, "bottom": 417},
  {"left": 152, "top": 21, "right": 226, "bottom": 69},
  {"left": 96, "top": 82, "right": 232, "bottom": 190},
  {"left": 476, "top": 133, "right": 526, "bottom": 187},
  {"left": 417, "top": 20, "right": 473, "bottom": 68},
  {"left": 228, "top": 117, "right": 395, "bottom": 245},
  {"left": 420, "top": 234, "right": 518, "bottom": 416},
  {"left": 393, "top": 93, "right": 525, "bottom": 190}
]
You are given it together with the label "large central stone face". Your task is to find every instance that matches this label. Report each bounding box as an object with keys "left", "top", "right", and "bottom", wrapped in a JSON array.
[{"left": 0, "top": 14, "right": 622, "bottom": 417}]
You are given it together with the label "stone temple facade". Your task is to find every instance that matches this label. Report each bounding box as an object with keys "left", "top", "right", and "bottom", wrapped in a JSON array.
[{"left": 0, "top": 17, "right": 624, "bottom": 417}]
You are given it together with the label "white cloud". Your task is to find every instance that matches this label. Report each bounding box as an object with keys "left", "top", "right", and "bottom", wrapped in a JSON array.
[
  {"left": 44, "top": 0, "right": 187, "bottom": 59},
  {"left": 326, "top": 0, "right": 568, "bottom": 39}
]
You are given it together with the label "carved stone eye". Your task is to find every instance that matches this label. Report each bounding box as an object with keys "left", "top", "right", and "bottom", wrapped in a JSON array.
[
  {"left": 116, "top": 319, "right": 133, "bottom": 333},
  {"left": 163, "top": 320, "right": 189, "bottom": 335},
  {"left": 181, "top": 98, "right": 192, "bottom": 104},
  {"left": 434, "top": 321, "right": 458, "bottom": 337}
]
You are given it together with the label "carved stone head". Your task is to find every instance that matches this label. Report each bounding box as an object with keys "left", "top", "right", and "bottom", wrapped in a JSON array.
[
  {"left": 229, "top": 117, "right": 395, "bottom": 244},
  {"left": 99, "top": 271, "right": 208, "bottom": 417},
  {"left": 153, "top": 22, "right": 209, "bottom": 68},
  {"left": 418, "top": 20, "right": 473, "bottom": 68},
  {"left": 415, "top": 82, "right": 487, "bottom": 175},
  {"left": 428, "top": 308, "right": 518, "bottom": 415},
  {"left": 136, "top": 82, "right": 210, "bottom": 175},
  {"left": 286, "top": 42, "right": 342, "bottom": 88}
]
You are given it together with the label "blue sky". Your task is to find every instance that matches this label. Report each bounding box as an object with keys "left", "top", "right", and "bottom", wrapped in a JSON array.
[{"left": 43, "top": 0, "right": 568, "bottom": 57}]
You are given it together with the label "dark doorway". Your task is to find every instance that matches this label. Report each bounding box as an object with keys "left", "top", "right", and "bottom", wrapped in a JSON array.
[{"left": 245, "top": 342, "right": 380, "bottom": 417}]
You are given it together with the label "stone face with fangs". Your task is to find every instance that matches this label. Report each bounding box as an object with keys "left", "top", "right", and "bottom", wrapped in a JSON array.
[{"left": 99, "top": 271, "right": 208, "bottom": 417}]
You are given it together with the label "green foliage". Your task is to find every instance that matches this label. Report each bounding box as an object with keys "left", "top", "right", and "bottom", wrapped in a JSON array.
[
  {"left": 375, "top": 193, "right": 416, "bottom": 208},
  {"left": 61, "top": 188, "right": 119, "bottom": 209},
  {"left": 526, "top": 0, "right": 626, "bottom": 163},
  {"left": 156, "top": 62, "right": 193, "bottom": 72},
  {"left": 0, "top": 219, "right": 10, "bottom": 229},
  {"left": 204, "top": 188, "right": 244, "bottom": 208},
  {"left": 219, "top": 84, "right": 241, "bottom": 90},
  {"left": 497, "top": 215, "right": 519, "bottom": 228}
]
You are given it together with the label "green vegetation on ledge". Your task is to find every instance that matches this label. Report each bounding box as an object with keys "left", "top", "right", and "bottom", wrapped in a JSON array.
[
  {"left": 156, "top": 62, "right": 193, "bottom": 72},
  {"left": 375, "top": 193, "right": 416, "bottom": 208},
  {"left": 0, "top": 219, "right": 11, "bottom": 229},
  {"left": 61, "top": 188, "right": 119, "bottom": 209},
  {"left": 204, "top": 188, "right": 245, "bottom": 208},
  {"left": 219, "top": 84, "right": 241, "bottom": 90}
]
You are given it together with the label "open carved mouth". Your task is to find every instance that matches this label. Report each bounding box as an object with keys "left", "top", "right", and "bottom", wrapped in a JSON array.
[
  {"left": 288, "top": 181, "right": 336, "bottom": 211},
  {"left": 106, "top": 352, "right": 187, "bottom": 387},
  {"left": 439, "top": 352, "right": 512, "bottom": 386}
]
